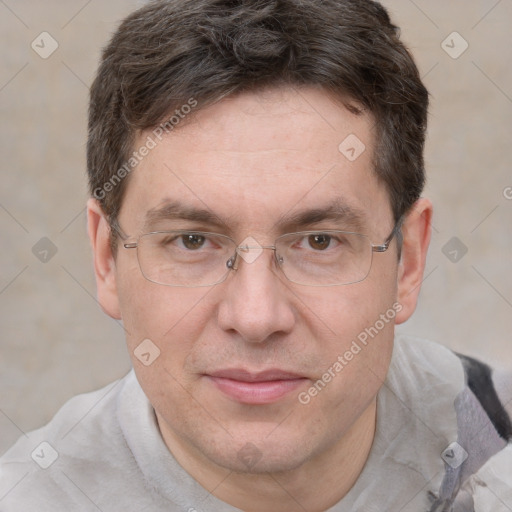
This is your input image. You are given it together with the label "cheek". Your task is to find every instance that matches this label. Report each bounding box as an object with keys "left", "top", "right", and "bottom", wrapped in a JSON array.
[
  {"left": 116, "top": 266, "right": 214, "bottom": 364},
  {"left": 299, "top": 273, "right": 397, "bottom": 342},
  {"left": 300, "top": 299, "right": 395, "bottom": 428},
  {"left": 296, "top": 271, "right": 398, "bottom": 394},
  {"left": 117, "top": 276, "right": 217, "bottom": 416}
]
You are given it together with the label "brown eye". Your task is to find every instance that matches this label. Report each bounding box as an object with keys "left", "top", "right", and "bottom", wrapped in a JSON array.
[
  {"left": 181, "top": 234, "right": 206, "bottom": 250},
  {"left": 308, "top": 234, "right": 331, "bottom": 250}
]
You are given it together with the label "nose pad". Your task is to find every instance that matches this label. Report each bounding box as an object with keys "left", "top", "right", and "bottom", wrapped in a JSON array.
[
  {"left": 225, "top": 246, "right": 282, "bottom": 275},
  {"left": 226, "top": 254, "right": 238, "bottom": 270}
]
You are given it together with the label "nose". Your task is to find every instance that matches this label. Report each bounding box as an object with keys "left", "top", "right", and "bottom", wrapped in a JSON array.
[{"left": 216, "top": 246, "right": 295, "bottom": 344}]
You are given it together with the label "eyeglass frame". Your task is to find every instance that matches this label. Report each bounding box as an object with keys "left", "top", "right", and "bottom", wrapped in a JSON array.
[{"left": 109, "top": 216, "right": 404, "bottom": 287}]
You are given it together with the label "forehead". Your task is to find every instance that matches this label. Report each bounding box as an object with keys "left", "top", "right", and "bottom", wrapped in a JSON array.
[{"left": 120, "top": 86, "right": 392, "bottom": 236}]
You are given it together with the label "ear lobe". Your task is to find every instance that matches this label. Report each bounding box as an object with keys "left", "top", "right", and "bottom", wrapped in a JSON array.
[
  {"left": 87, "top": 198, "right": 121, "bottom": 320},
  {"left": 395, "top": 198, "right": 433, "bottom": 325}
]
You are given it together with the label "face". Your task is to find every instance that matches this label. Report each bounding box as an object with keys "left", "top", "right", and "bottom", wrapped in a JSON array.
[{"left": 106, "top": 87, "right": 405, "bottom": 474}]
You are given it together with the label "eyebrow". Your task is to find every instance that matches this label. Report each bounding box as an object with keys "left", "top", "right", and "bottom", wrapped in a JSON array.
[
  {"left": 143, "top": 198, "right": 367, "bottom": 234},
  {"left": 275, "top": 199, "right": 367, "bottom": 233},
  {"left": 144, "top": 201, "right": 229, "bottom": 231}
]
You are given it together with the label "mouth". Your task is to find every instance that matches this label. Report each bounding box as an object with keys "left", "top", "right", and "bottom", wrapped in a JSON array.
[{"left": 204, "top": 369, "right": 308, "bottom": 405}]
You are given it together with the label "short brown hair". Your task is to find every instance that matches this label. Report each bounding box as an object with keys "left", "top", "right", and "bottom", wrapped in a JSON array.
[{"left": 87, "top": 0, "right": 428, "bottom": 233}]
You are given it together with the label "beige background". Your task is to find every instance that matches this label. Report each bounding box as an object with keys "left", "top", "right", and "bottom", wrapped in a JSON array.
[{"left": 1, "top": 0, "right": 511, "bottom": 456}]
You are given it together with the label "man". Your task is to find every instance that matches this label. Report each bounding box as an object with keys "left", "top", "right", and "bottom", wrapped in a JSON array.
[{"left": 1, "top": 0, "right": 511, "bottom": 510}]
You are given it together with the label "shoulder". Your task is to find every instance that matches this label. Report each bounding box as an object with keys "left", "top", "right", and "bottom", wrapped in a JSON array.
[
  {"left": 1, "top": 372, "right": 130, "bottom": 463},
  {"left": 386, "top": 334, "right": 467, "bottom": 414},
  {"left": 468, "top": 444, "right": 512, "bottom": 510},
  {"left": 386, "top": 336, "right": 512, "bottom": 510},
  {"left": 0, "top": 371, "right": 141, "bottom": 511},
  {"left": 390, "top": 335, "right": 512, "bottom": 434}
]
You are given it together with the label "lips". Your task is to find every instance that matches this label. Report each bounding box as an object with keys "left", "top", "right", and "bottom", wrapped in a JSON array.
[{"left": 205, "top": 369, "right": 307, "bottom": 405}]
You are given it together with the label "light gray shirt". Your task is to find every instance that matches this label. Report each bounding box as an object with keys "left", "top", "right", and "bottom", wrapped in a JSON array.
[{"left": 1, "top": 336, "right": 511, "bottom": 511}]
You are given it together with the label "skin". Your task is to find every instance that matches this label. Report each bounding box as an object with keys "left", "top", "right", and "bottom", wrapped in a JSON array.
[{"left": 88, "top": 86, "right": 432, "bottom": 512}]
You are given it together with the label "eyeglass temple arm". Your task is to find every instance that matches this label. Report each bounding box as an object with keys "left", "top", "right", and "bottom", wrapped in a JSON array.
[
  {"left": 372, "top": 215, "right": 404, "bottom": 253},
  {"left": 109, "top": 218, "right": 136, "bottom": 248}
]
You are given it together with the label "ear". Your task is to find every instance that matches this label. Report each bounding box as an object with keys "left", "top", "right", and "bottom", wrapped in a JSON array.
[
  {"left": 87, "top": 198, "right": 121, "bottom": 320},
  {"left": 395, "top": 198, "right": 433, "bottom": 324}
]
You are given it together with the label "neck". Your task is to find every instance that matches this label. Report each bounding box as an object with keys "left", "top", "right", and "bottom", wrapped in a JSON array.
[{"left": 158, "top": 399, "right": 377, "bottom": 512}]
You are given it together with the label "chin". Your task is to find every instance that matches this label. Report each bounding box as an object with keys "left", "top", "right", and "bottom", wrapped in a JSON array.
[
  {"left": 218, "top": 446, "right": 312, "bottom": 475},
  {"left": 195, "top": 425, "right": 319, "bottom": 475}
]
